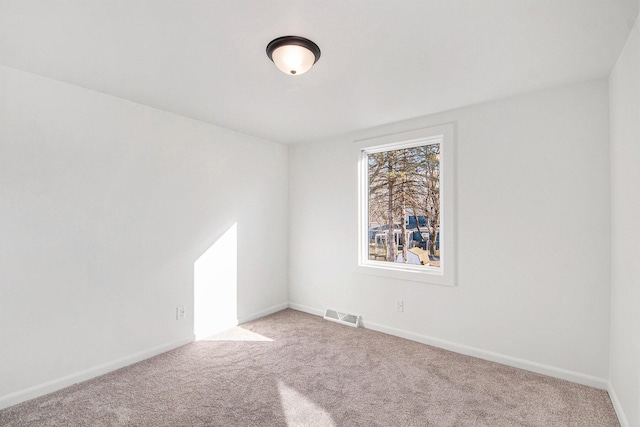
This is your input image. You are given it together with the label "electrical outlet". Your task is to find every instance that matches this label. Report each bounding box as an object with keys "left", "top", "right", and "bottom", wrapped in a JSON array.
[
  {"left": 176, "top": 306, "right": 186, "bottom": 320},
  {"left": 396, "top": 300, "right": 404, "bottom": 313}
]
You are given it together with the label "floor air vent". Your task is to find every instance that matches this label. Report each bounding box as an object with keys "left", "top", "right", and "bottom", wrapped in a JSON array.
[{"left": 323, "top": 309, "right": 361, "bottom": 328}]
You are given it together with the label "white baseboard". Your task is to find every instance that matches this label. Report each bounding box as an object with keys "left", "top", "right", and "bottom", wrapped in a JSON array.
[
  {"left": 288, "top": 303, "right": 608, "bottom": 390},
  {"left": 608, "top": 382, "right": 629, "bottom": 427},
  {"left": 1, "top": 302, "right": 613, "bottom": 414},
  {"left": 0, "top": 335, "right": 194, "bottom": 411},
  {"left": 364, "top": 320, "right": 608, "bottom": 389},
  {"left": 287, "top": 302, "right": 325, "bottom": 317},
  {"left": 238, "top": 302, "right": 289, "bottom": 324},
  {"left": 0, "top": 302, "right": 290, "bottom": 411}
]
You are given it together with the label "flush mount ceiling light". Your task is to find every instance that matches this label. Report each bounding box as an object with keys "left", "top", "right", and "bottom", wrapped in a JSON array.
[{"left": 266, "top": 36, "right": 321, "bottom": 76}]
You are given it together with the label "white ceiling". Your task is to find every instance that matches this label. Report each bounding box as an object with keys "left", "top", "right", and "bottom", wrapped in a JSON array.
[{"left": 1, "top": 1, "right": 637, "bottom": 144}]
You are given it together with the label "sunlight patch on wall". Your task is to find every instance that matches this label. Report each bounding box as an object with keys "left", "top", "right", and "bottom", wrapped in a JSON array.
[
  {"left": 194, "top": 223, "right": 238, "bottom": 340},
  {"left": 278, "top": 381, "right": 336, "bottom": 427}
]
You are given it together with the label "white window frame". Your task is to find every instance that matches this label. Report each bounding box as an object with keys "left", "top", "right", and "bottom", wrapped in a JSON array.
[{"left": 356, "top": 123, "right": 455, "bottom": 286}]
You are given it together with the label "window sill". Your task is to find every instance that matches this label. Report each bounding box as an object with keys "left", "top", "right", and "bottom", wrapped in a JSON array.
[{"left": 356, "top": 262, "right": 455, "bottom": 286}]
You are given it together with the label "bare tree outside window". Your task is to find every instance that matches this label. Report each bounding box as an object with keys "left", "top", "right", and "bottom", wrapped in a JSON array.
[{"left": 367, "top": 143, "right": 440, "bottom": 267}]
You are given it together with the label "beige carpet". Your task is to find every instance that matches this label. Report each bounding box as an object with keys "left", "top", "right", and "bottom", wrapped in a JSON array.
[{"left": 0, "top": 309, "right": 619, "bottom": 426}]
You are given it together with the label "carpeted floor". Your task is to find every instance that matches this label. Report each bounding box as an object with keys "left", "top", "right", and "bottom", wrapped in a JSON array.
[{"left": 0, "top": 309, "right": 620, "bottom": 426}]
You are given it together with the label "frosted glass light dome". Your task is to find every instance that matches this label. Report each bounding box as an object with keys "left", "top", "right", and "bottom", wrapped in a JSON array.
[
  {"left": 267, "top": 36, "right": 321, "bottom": 76},
  {"left": 271, "top": 44, "right": 316, "bottom": 75}
]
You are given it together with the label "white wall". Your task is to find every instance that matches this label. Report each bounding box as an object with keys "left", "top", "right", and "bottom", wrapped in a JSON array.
[
  {"left": 289, "top": 80, "right": 611, "bottom": 387},
  {"left": 609, "top": 14, "right": 640, "bottom": 427},
  {"left": 0, "top": 65, "right": 289, "bottom": 407}
]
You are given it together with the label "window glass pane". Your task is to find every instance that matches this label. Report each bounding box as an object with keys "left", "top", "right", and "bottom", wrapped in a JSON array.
[{"left": 367, "top": 143, "right": 440, "bottom": 268}]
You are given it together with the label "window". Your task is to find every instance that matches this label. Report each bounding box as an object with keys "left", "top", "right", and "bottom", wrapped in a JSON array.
[{"left": 357, "top": 124, "right": 455, "bottom": 286}]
